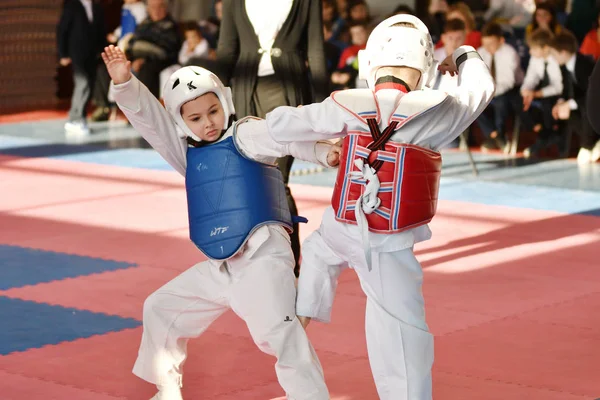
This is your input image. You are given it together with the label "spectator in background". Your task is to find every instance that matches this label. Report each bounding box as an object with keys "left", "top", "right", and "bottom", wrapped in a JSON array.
[
  {"left": 331, "top": 22, "right": 368, "bottom": 90},
  {"left": 126, "top": 0, "right": 182, "bottom": 98},
  {"left": 439, "top": 2, "right": 482, "bottom": 49},
  {"left": 549, "top": 30, "right": 600, "bottom": 163},
  {"left": 217, "top": 0, "right": 328, "bottom": 276},
  {"left": 92, "top": 0, "right": 147, "bottom": 122},
  {"left": 159, "top": 22, "right": 211, "bottom": 98},
  {"left": 57, "top": 0, "right": 106, "bottom": 136},
  {"left": 525, "top": 3, "right": 563, "bottom": 37},
  {"left": 521, "top": 28, "right": 564, "bottom": 158},
  {"left": 346, "top": 0, "right": 371, "bottom": 25},
  {"left": 432, "top": 18, "right": 466, "bottom": 92},
  {"left": 107, "top": 0, "right": 147, "bottom": 50},
  {"left": 580, "top": 13, "right": 600, "bottom": 60},
  {"left": 323, "top": 0, "right": 347, "bottom": 44},
  {"left": 476, "top": 22, "right": 525, "bottom": 152}
]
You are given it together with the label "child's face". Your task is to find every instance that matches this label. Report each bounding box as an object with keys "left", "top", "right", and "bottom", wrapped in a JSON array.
[
  {"left": 529, "top": 45, "right": 549, "bottom": 58},
  {"left": 442, "top": 30, "right": 466, "bottom": 54},
  {"left": 350, "top": 26, "right": 368, "bottom": 46},
  {"left": 550, "top": 48, "right": 572, "bottom": 65},
  {"left": 181, "top": 93, "right": 226, "bottom": 142},
  {"left": 535, "top": 9, "right": 552, "bottom": 27},
  {"left": 481, "top": 35, "right": 503, "bottom": 55},
  {"left": 185, "top": 30, "right": 201, "bottom": 46},
  {"left": 350, "top": 4, "right": 368, "bottom": 22}
]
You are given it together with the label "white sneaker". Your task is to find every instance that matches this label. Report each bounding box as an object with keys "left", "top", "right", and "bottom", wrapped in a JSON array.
[
  {"left": 577, "top": 148, "right": 592, "bottom": 165},
  {"left": 150, "top": 384, "right": 183, "bottom": 400},
  {"left": 64, "top": 121, "right": 90, "bottom": 136},
  {"left": 591, "top": 140, "right": 600, "bottom": 163}
]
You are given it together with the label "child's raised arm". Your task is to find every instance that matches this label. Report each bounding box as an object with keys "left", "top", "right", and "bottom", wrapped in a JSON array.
[{"left": 102, "top": 45, "right": 188, "bottom": 176}]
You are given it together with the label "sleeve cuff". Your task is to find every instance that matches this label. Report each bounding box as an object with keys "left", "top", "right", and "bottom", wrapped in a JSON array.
[
  {"left": 568, "top": 99, "right": 578, "bottom": 110},
  {"left": 453, "top": 45, "right": 480, "bottom": 68},
  {"left": 110, "top": 76, "right": 141, "bottom": 112}
]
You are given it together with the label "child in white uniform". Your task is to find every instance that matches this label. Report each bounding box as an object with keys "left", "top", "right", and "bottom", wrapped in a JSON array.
[
  {"left": 265, "top": 15, "right": 495, "bottom": 400},
  {"left": 101, "top": 45, "right": 334, "bottom": 400}
]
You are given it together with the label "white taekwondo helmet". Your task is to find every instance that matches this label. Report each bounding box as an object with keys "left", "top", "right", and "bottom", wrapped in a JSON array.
[
  {"left": 358, "top": 14, "right": 436, "bottom": 90},
  {"left": 163, "top": 66, "right": 235, "bottom": 142}
]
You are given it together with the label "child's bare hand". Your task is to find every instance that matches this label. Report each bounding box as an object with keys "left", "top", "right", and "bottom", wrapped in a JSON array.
[
  {"left": 327, "top": 142, "right": 342, "bottom": 167},
  {"left": 101, "top": 45, "right": 132, "bottom": 85},
  {"left": 437, "top": 55, "right": 457, "bottom": 76},
  {"left": 298, "top": 316, "right": 311, "bottom": 329}
]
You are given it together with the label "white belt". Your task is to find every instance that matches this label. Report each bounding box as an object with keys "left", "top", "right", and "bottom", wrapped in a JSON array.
[{"left": 347, "top": 159, "right": 381, "bottom": 270}]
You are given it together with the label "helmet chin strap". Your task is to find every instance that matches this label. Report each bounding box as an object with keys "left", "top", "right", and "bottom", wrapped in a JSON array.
[
  {"left": 186, "top": 114, "right": 237, "bottom": 148},
  {"left": 374, "top": 76, "right": 411, "bottom": 93}
]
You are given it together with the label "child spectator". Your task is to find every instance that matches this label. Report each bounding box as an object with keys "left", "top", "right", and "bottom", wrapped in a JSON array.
[
  {"left": 476, "top": 22, "right": 524, "bottom": 152},
  {"left": 521, "top": 28, "right": 564, "bottom": 158},
  {"left": 331, "top": 22, "right": 368, "bottom": 90},
  {"left": 432, "top": 18, "right": 466, "bottom": 92}
]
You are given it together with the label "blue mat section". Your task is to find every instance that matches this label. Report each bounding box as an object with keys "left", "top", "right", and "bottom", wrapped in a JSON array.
[
  {"left": 0, "top": 245, "right": 136, "bottom": 290},
  {"left": 438, "top": 178, "right": 600, "bottom": 215},
  {"left": 0, "top": 296, "right": 140, "bottom": 355}
]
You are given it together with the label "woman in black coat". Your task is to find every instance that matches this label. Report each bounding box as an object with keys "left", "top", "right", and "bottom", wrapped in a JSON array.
[{"left": 216, "top": 0, "right": 328, "bottom": 275}]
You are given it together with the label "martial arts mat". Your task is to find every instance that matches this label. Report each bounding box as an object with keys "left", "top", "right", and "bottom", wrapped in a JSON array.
[{"left": 1, "top": 146, "right": 599, "bottom": 399}]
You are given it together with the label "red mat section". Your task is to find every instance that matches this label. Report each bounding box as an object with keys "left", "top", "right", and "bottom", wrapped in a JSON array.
[{"left": 1, "top": 155, "right": 599, "bottom": 399}]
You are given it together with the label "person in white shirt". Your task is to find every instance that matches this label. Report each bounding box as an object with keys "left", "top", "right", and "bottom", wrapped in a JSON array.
[
  {"left": 217, "top": 0, "right": 328, "bottom": 276},
  {"left": 476, "top": 22, "right": 524, "bottom": 152},
  {"left": 266, "top": 15, "right": 495, "bottom": 400},
  {"left": 101, "top": 45, "right": 333, "bottom": 400},
  {"left": 520, "top": 28, "right": 564, "bottom": 158},
  {"left": 431, "top": 18, "right": 466, "bottom": 93}
]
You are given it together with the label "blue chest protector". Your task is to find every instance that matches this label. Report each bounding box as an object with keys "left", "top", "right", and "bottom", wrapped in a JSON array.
[{"left": 185, "top": 136, "right": 292, "bottom": 260}]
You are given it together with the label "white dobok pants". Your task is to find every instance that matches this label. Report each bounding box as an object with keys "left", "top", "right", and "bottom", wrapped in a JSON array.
[
  {"left": 297, "top": 208, "right": 434, "bottom": 400},
  {"left": 133, "top": 225, "right": 329, "bottom": 400}
]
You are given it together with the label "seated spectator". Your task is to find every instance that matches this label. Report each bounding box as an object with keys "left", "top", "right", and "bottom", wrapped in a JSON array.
[
  {"left": 159, "top": 22, "right": 210, "bottom": 98},
  {"left": 331, "top": 22, "right": 368, "bottom": 90},
  {"left": 580, "top": 14, "right": 600, "bottom": 60},
  {"left": 525, "top": 3, "right": 562, "bottom": 37},
  {"left": 437, "top": 2, "right": 481, "bottom": 49},
  {"left": 432, "top": 18, "right": 466, "bottom": 93},
  {"left": 126, "top": 0, "right": 182, "bottom": 98},
  {"left": 549, "top": 30, "right": 600, "bottom": 163},
  {"left": 476, "top": 22, "right": 525, "bottom": 152},
  {"left": 521, "top": 28, "right": 564, "bottom": 158}
]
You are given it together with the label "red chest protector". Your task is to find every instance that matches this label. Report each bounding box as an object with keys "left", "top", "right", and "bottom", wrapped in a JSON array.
[{"left": 330, "top": 89, "right": 444, "bottom": 234}]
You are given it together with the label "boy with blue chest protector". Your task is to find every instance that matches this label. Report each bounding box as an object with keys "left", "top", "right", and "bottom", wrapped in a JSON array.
[{"left": 102, "top": 45, "right": 335, "bottom": 400}]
